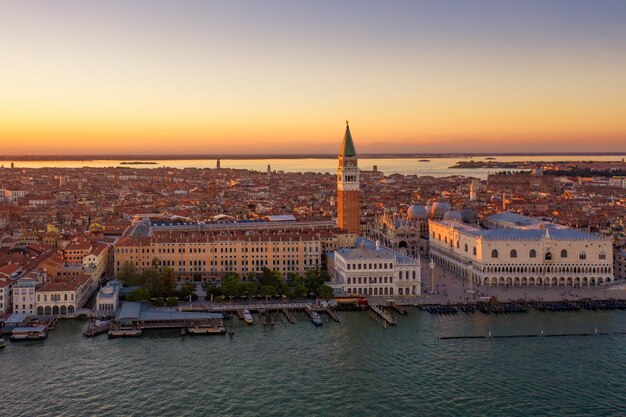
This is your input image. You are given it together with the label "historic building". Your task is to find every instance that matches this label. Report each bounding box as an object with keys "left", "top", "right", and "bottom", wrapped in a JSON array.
[
  {"left": 487, "top": 169, "right": 562, "bottom": 194},
  {"left": 429, "top": 212, "right": 614, "bottom": 287},
  {"left": 369, "top": 204, "right": 429, "bottom": 257},
  {"left": 327, "top": 238, "right": 421, "bottom": 296},
  {"left": 337, "top": 122, "right": 361, "bottom": 235},
  {"left": 114, "top": 221, "right": 355, "bottom": 279}
]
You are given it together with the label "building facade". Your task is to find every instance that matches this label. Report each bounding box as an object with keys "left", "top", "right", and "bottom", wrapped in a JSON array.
[
  {"left": 337, "top": 122, "right": 361, "bottom": 235},
  {"left": 114, "top": 226, "right": 355, "bottom": 279},
  {"left": 429, "top": 213, "right": 614, "bottom": 287},
  {"left": 327, "top": 238, "right": 421, "bottom": 296}
]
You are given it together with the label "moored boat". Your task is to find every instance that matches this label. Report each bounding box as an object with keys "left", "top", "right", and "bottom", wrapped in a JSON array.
[
  {"left": 187, "top": 322, "right": 226, "bottom": 335},
  {"left": 11, "top": 325, "right": 48, "bottom": 341},
  {"left": 310, "top": 311, "right": 323, "bottom": 326},
  {"left": 242, "top": 309, "right": 253, "bottom": 325},
  {"left": 108, "top": 326, "right": 142, "bottom": 338},
  {"left": 0, "top": 338, "right": 6, "bottom": 348}
]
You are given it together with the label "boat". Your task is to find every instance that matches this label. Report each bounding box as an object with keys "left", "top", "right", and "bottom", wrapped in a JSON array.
[
  {"left": 108, "top": 326, "right": 142, "bottom": 338},
  {"left": 242, "top": 309, "right": 253, "bottom": 325},
  {"left": 310, "top": 311, "right": 323, "bottom": 326},
  {"left": 0, "top": 338, "right": 6, "bottom": 348},
  {"left": 11, "top": 325, "right": 48, "bottom": 341},
  {"left": 187, "top": 322, "right": 226, "bottom": 335},
  {"left": 418, "top": 159, "right": 430, "bottom": 162}
]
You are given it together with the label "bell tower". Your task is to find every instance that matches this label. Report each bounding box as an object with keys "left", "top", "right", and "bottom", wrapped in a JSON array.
[{"left": 337, "top": 121, "right": 360, "bottom": 234}]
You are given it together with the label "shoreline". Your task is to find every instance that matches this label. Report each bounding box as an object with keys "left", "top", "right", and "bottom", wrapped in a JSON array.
[{"left": 1, "top": 152, "right": 625, "bottom": 162}]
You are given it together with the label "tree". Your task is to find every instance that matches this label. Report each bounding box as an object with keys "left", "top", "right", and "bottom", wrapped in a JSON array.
[
  {"left": 260, "top": 285, "right": 277, "bottom": 297},
  {"left": 166, "top": 296, "right": 179, "bottom": 307},
  {"left": 221, "top": 274, "right": 241, "bottom": 298},
  {"left": 161, "top": 268, "right": 177, "bottom": 295},
  {"left": 318, "top": 284, "right": 334, "bottom": 299},
  {"left": 304, "top": 268, "right": 325, "bottom": 295},
  {"left": 117, "top": 262, "right": 141, "bottom": 286},
  {"left": 127, "top": 287, "right": 150, "bottom": 302}
]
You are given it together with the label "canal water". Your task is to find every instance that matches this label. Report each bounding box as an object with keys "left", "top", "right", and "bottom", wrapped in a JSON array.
[{"left": 2, "top": 310, "right": 626, "bottom": 417}]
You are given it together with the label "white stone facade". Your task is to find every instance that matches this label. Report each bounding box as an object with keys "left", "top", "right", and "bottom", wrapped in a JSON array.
[
  {"left": 429, "top": 215, "right": 614, "bottom": 287},
  {"left": 327, "top": 238, "right": 421, "bottom": 296}
]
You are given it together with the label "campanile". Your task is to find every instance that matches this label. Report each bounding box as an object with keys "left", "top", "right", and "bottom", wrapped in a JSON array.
[{"left": 337, "top": 121, "right": 360, "bottom": 234}]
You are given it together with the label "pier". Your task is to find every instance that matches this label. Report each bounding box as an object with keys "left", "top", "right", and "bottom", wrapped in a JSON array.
[
  {"left": 369, "top": 305, "right": 396, "bottom": 326},
  {"left": 282, "top": 308, "right": 296, "bottom": 324}
]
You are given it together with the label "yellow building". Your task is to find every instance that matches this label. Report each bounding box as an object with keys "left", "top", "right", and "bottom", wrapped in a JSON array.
[{"left": 114, "top": 228, "right": 354, "bottom": 279}]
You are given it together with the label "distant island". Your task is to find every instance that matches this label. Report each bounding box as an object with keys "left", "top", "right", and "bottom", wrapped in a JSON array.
[{"left": 120, "top": 161, "right": 158, "bottom": 165}]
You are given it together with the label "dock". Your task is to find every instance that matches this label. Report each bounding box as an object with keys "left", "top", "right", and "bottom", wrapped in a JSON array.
[
  {"left": 385, "top": 301, "right": 408, "bottom": 315},
  {"left": 440, "top": 329, "right": 626, "bottom": 340},
  {"left": 282, "top": 308, "right": 296, "bottom": 324},
  {"left": 324, "top": 308, "right": 341, "bottom": 323},
  {"left": 369, "top": 305, "right": 396, "bottom": 326},
  {"left": 83, "top": 321, "right": 111, "bottom": 338}
]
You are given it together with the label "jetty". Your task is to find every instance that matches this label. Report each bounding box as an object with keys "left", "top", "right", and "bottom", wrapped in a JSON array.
[
  {"left": 83, "top": 320, "right": 111, "bottom": 338},
  {"left": 369, "top": 304, "right": 396, "bottom": 326},
  {"left": 282, "top": 308, "right": 296, "bottom": 324}
]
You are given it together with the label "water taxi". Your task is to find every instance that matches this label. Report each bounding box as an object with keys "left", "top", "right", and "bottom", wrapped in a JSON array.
[
  {"left": 242, "top": 309, "right": 254, "bottom": 325},
  {"left": 310, "top": 311, "right": 323, "bottom": 326},
  {"left": 11, "top": 325, "right": 48, "bottom": 341},
  {"left": 187, "top": 322, "right": 226, "bottom": 335},
  {"left": 108, "top": 326, "right": 142, "bottom": 338}
]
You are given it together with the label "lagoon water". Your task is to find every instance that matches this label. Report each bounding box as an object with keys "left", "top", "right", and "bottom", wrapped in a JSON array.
[
  {"left": 6, "top": 155, "right": 626, "bottom": 180},
  {"left": 2, "top": 310, "right": 625, "bottom": 417}
]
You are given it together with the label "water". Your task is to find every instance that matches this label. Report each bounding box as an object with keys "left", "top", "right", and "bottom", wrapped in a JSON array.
[
  {"left": 2, "top": 310, "right": 626, "bottom": 416},
  {"left": 5, "top": 154, "right": 625, "bottom": 179}
]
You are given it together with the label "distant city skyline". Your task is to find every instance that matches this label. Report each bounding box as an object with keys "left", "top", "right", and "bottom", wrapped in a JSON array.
[{"left": 2, "top": 0, "right": 626, "bottom": 154}]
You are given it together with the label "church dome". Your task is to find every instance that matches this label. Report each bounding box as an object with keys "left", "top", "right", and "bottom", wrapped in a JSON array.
[
  {"left": 407, "top": 204, "right": 427, "bottom": 220},
  {"left": 530, "top": 168, "right": 543, "bottom": 177},
  {"left": 443, "top": 210, "right": 463, "bottom": 222},
  {"left": 460, "top": 207, "right": 475, "bottom": 223},
  {"left": 430, "top": 201, "right": 451, "bottom": 218}
]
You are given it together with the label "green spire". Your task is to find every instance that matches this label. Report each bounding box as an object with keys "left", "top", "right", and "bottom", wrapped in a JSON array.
[{"left": 340, "top": 121, "right": 357, "bottom": 157}]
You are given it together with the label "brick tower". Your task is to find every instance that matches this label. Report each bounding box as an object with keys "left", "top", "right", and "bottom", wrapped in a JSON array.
[{"left": 337, "top": 121, "right": 360, "bottom": 234}]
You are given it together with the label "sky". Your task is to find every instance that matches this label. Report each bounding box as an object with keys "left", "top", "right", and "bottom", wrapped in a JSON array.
[{"left": 1, "top": 0, "right": 626, "bottom": 155}]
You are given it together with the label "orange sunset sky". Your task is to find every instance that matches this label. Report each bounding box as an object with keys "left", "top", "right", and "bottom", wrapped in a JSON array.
[{"left": 1, "top": 1, "right": 626, "bottom": 155}]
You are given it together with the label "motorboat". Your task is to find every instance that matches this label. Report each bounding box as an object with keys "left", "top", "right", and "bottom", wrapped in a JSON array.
[
  {"left": 242, "top": 309, "right": 253, "bottom": 325},
  {"left": 310, "top": 311, "right": 323, "bottom": 326}
]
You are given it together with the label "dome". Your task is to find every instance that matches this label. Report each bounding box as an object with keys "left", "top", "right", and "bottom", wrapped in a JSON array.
[
  {"left": 430, "top": 201, "right": 451, "bottom": 218},
  {"left": 443, "top": 210, "right": 463, "bottom": 222},
  {"left": 460, "top": 207, "right": 475, "bottom": 223},
  {"left": 531, "top": 168, "right": 543, "bottom": 177},
  {"left": 407, "top": 204, "right": 428, "bottom": 220},
  {"left": 424, "top": 204, "right": 432, "bottom": 216}
]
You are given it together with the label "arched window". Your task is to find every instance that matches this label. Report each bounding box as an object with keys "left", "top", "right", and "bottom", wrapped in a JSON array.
[
  {"left": 579, "top": 252, "right": 586, "bottom": 260},
  {"left": 491, "top": 249, "right": 499, "bottom": 258},
  {"left": 510, "top": 249, "right": 517, "bottom": 258},
  {"left": 599, "top": 252, "right": 606, "bottom": 260},
  {"left": 473, "top": 247, "right": 476, "bottom": 255},
  {"left": 530, "top": 249, "right": 536, "bottom": 258},
  {"left": 456, "top": 241, "right": 459, "bottom": 248},
  {"left": 545, "top": 252, "right": 552, "bottom": 261},
  {"left": 560, "top": 249, "right": 568, "bottom": 258},
  {"left": 464, "top": 244, "right": 468, "bottom": 252}
]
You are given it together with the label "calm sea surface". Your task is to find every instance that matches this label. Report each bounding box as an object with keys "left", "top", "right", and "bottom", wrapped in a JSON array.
[
  {"left": 6, "top": 155, "right": 626, "bottom": 179},
  {"left": 2, "top": 310, "right": 625, "bottom": 417}
]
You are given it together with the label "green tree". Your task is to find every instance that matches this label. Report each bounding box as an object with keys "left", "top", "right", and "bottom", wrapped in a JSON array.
[
  {"left": 127, "top": 287, "right": 150, "bottom": 302},
  {"left": 318, "top": 284, "right": 334, "bottom": 299},
  {"left": 117, "top": 262, "right": 141, "bottom": 286},
  {"left": 221, "top": 274, "right": 241, "bottom": 298},
  {"left": 260, "top": 285, "right": 277, "bottom": 297},
  {"left": 153, "top": 297, "right": 165, "bottom": 307},
  {"left": 161, "top": 268, "right": 178, "bottom": 295},
  {"left": 166, "top": 296, "right": 179, "bottom": 307},
  {"left": 142, "top": 268, "right": 165, "bottom": 298},
  {"left": 304, "top": 268, "right": 325, "bottom": 295}
]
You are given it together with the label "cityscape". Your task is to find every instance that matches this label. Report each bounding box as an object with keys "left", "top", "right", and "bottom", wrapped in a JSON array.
[{"left": 2, "top": 1, "right": 626, "bottom": 417}]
